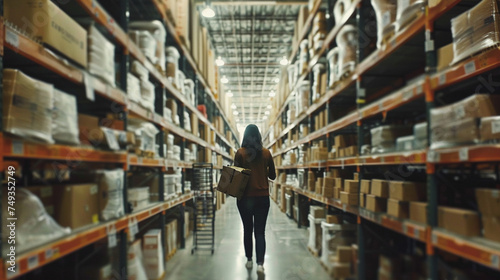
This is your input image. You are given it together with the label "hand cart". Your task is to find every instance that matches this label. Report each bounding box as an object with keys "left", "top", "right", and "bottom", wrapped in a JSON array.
[{"left": 191, "top": 163, "right": 215, "bottom": 255}]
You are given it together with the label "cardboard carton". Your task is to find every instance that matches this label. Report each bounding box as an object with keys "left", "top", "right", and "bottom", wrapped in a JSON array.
[
  {"left": 359, "top": 193, "right": 366, "bottom": 207},
  {"left": 387, "top": 199, "right": 409, "bottom": 219},
  {"left": 482, "top": 216, "right": 500, "bottom": 242},
  {"left": 438, "top": 207, "right": 480, "bottom": 237},
  {"left": 80, "top": 263, "right": 112, "bottom": 280},
  {"left": 389, "top": 181, "right": 426, "bottom": 201},
  {"left": 360, "top": 180, "right": 371, "bottom": 194},
  {"left": 324, "top": 186, "right": 334, "bottom": 198},
  {"left": 370, "top": 179, "right": 389, "bottom": 198},
  {"left": 340, "top": 191, "right": 358, "bottom": 205},
  {"left": 366, "top": 194, "right": 387, "bottom": 212},
  {"left": 216, "top": 166, "right": 251, "bottom": 200},
  {"left": 437, "top": 43, "right": 454, "bottom": 71},
  {"left": 332, "top": 262, "right": 351, "bottom": 278},
  {"left": 409, "top": 202, "right": 428, "bottom": 224},
  {"left": 334, "top": 187, "right": 342, "bottom": 199},
  {"left": 337, "top": 246, "right": 353, "bottom": 262},
  {"left": 54, "top": 184, "right": 99, "bottom": 229},
  {"left": 5, "top": 0, "right": 87, "bottom": 67},
  {"left": 310, "top": 206, "right": 325, "bottom": 218},
  {"left": 326, "top": 215, "right": 343, "bottom": 224},
  {"left": 475, "top": 188, "right": 500, "bottom": 215}
]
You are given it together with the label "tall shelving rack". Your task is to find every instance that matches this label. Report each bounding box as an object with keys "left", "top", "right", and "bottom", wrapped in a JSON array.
[
  {"left": 0, "top": 0, "right": 237, "bottom": 279},
  {"left": 265, "top": 0, "right": 500, "bottom": 279}
]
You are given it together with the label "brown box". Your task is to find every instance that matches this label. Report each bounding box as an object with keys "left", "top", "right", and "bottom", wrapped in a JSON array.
[
  {"left": 389, "top": 181, "right": 426, "bottom": 201},
  {"left": 323, "top": 177, "right": 335, "bottom": 188},
  {"left": 332, "top": 262, "right": 351, "bottom": 278},
  {"left": 78, "top": 114, "right": 105, "bottom": 145},
  {"left": 353, "top": 173, "right": 359, "bottom": 181},
  {"left": 480, "top": 116, "right": 500, "bottom": 142},
  {"left": 438, "top": 207, "right": 480, "bottom": 237},
  {"left": 334, "top": 135, "right": 355, "bottom": 149},
  {"left": 360, "top": 180, "right": 371, "bottom": 194},
  {"left": 25, "top": 186, "right": 54, "bottom": 215},
  {"left": 359, "top": 193, "right": 366, "bottom": 208},
  {"left": 370, "top": 179, "right": 389, "bottom": 198},
  {"left": 54, "top": 184, "right": 99, "bottom": 229},
  {"left": 431, "top": 117, "right": 479, "bottom": 146},
  {"left": 216, "top": 166, "right": 251, "bottom": 200},
  {"left": 409, "top": 202, "right": 428, "bottom": 224},
  {"left": 340, "top": 191, "right": 358, "bottom": 206},
  {"left": 5, "top": 0, "right": 88, "bottom": 67},
  {"left": 482, "top": 216, "right": 500, "bottom": 242},
  {"left": 344, "top": 180, "right": 359, "bottom": 193},
  {"left": 337, "top": 246, "right": 353, "bottom": 262},
  {"left": 3, "top": 69, "right": 53, "bottom": 143},
  {"left": 334, "top": 187, "right": 342, "bottom": 199},
  {"left": 310, "top": 206, "right": 326, "bottom": 218},
  {"left": 366, "top": 194, "right": 387, "bottom": 212},
  {"left": 308, "top": 179, "right": 316, "bottom": 191},
  {"left": 326, "top": 215, "right": 343, "bottom": 224},
  {"left": 324, "top": 186, "right": 334, "bottom": 198},
  {"left": 475, "top": 188, "right": 500, "bottom": 215},
  {"left": 437, "top": 43, "right": 454, "bottom": 71},
  {"left": 387, "top": 199, "right": 409, "bottom": 219},
  {"left": 334, "top": 178, "right": 344, "bottom": 190}
]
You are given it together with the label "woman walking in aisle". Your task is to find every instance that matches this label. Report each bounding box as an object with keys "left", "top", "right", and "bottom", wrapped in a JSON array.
[{"left": 234, "top": 124, "right": 276, "bottom": 276}]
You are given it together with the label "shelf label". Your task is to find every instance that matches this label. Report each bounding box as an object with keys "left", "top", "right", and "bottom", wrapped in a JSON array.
[
  {"left": 417, "top": 84, "right": 423, "bottom": 94},
  {"left": 491, "top": 120, "right": 500, "bottom": 134},
  {"left": 491, "top": 254, "right": 500, "bottom": 268},
  {"left": 102, "top": 128, "right": 120, "bottom": 150},
  {"left": 464, "top": 61, "right": 476, "bottom": 75},
  {"left": 341, "top": 159, "right": 345, "bottom": 169},
  {"left": 28, "top": 255, "right": 39, "bottom": 270},
  {"left": 432, "top": 233, "right": 438, "bottom": 244},
  {"left": 83, "top": 72, "right": 96, "bottom": 101},
  {"left": 6, "top": 28, "right": 19, "bottom": 49},
  {"left": 438, "top": 74, "right": 446, "bottom": 86},
  {"left": 425, "top": 39, "right": 435, "bottom": 52},
  {"left": 107, "top": 224, "right": 117, "bottom": 248},
  {"left": 342, "top": 204, "right": 347, "bottom": 212},
  {"left": 129, "top": 218, "right": 139, "bottom": 241},
  {"left": 12, "top": 140, "right": 24, "bottom": 155},
  {"left": 403, "top": 90, "right": 413, "bottom": 101},
  {"left": 427, "top": 150, "right": 439, "bottom": 162},
  {"left": 45, "top": 249, "right": 53, "bottom": 260},
  {"left": 414, "top": 228, "right": 420, "bottom": 239},
  {"left": 459, "top": 148, "right": 469, "bottom": 161}
]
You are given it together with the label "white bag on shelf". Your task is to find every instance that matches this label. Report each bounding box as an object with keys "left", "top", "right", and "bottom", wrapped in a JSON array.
[
  {"left": 97, "top": 169, "right": 125, "bottom": 221},
  {"left": 88, "top": 25, "right": 115, "bottom": 87},
  {"left": 52, "top": 89, "right": 80, "bottom": 145}
]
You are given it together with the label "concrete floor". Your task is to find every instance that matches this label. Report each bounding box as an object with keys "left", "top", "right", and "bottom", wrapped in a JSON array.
[{"left": 164, "top": 196, "right": 331, "bottom": 280}]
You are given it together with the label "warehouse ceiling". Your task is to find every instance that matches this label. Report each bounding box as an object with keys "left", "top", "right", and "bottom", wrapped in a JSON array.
[{"left": 198, "top": 2, "right": 302, "bottom": 129}]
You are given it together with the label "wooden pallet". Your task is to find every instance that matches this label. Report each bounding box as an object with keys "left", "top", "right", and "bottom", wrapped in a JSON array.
[
  {"left": 307, "top": 246, "right": 319, "bottom": 258},
  {"left": 319, "top": 259, "right": 333, "bottom": 274},
  {"left": 166, "top": 248, "right": 177, "bottom": 261}
]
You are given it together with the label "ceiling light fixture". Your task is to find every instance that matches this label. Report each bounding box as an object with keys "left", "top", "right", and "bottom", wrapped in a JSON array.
[
  {"left": 231, "top": 103, "right": 237, "bottom": 109},
  {"left": 265, "top": 111, "right": 270, "bottom": 115},
  {"left": 280, "top": 56, "right": 289, "bottom": 66},
  {"left": 227, "top": 90, "right": 233, "bottom": 97},
  {"left": 267, "top": 105, "right": 272, "bottom": 109},
  {"left": 269, "top": 90, "right": 276, "bottom": 97},
  {"left": 221, "top": 75, "right": 229, "bottom": 84},
  {"left": 202, "top": 2, "right": 215, "bottom": 18},
  {"left": 263, "top": 116, "right": 268, "bottom": 120},
  {"left": 233, "top": 111, "right": 239, "bottom": 116},
  {"left": 215, "top": 56, "right": 224, "bottom": 66},
  {"left": 274, "top": 78, "right": 280, "bottom": 83}
]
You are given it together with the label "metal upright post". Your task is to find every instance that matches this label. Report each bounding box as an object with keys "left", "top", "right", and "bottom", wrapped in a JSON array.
[{"left": 0, "top": 0, "right": 4, "bottom": 261}]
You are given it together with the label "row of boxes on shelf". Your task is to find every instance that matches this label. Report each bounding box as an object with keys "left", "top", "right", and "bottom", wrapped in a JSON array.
[
  {"left": 307, "top": 207, "right": 358, "bottom": 279},
  {"left": 2, "top": 169, "right": 194, "bottom": 256}
]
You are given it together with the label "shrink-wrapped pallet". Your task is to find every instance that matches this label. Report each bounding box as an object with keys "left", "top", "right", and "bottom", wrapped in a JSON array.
[{"left": 371, "top": 0, "right": 398, "bottom": 48}]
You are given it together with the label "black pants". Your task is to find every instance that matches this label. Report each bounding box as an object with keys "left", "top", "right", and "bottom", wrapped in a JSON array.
[{"left": 236, "top": 196, "right": 270, "bottom": 265}]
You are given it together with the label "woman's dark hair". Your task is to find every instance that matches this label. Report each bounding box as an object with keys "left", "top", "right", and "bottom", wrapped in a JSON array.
[{"left": 241, "top": 124, "right": 263, "bottom": 152}]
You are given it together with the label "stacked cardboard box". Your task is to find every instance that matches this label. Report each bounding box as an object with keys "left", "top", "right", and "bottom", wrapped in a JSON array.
[
  {"left": 53, "top": 184, "right": 99, "bottom": 229},
  {"left": 308, "top": 206, "right": 326, "bottom": 255},
  {"left": 323, "top": 177, "right": 335, "bottom": 198},
  {"left": 476, "top": 188, "right": 500, "bottom": 242},
  {"left": 365, "top": 179, "right": 389, "bottom": 212},
  {"left": 340, "top": 179, "right": 359, "bottom": 206},
  {"left": 409, "top": 202, "right": 428, "bottom": 224},
  {"left": 378, "top": 255, "right": 400, "bottom": 280},
  {"left": 388, "top": 181, "right": 426, "bottom": 219},
  {"left": 359, "top": 180, "right": 371, "bottom": 208},
  {"left": 142, "top": 229, "right": 165, "bottom": 279},
  {"left": 165, "top": 220, "right": 178, "bottom": 257},
  {"left": 308, "top": 171, "right": 316, "bottom": 192},
  {"left": 331, "top": 246, "right": 355, "bottom": 279},
  {"left": 332, "top": 135, "right": 357, "bottom": 158},
  {"left": 438, "top": 206, "right": 480, "bottom": 237}
]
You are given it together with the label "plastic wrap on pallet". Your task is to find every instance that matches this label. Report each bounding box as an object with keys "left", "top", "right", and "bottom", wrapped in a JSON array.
[
  {"left": 312, "top": 62, "right": 326, "bottom": 101},
  {"left": 2, "top": 188, "right": 70, "bottom": 254},
  {"left": 370, "top": 125, "right": 413, "bottom": 154},
  {"left": 3, "top": 69, "right": 54, "bottom": 143},
  {"left": 299, "top": 39, "right": 309, "bottom": 76},
  {"left": 430, "top": 94, "right": 500, "bottom": 130},
  {"left": 296, "top": 81, "right": 310, "bottom": 116},
  {"left": 320, "top": 222, "right": 357, "bottom": 270},
  {"left": 307, "top": 214, "right": 325, "bottom": 254},
  {"left": 431, "top": 118, "right": 480, "bottom": 148},
  {"left": 336, "top": 25, "right": 358, "bottom": 79},
  {"left": 396, "top": 0, "right": 426, "bottom": 31},
  {"left": 140, "top": 79, "right": 155, "bottom": 112},
  {"left": 451, "top": 0, "right": 500, "bottom": 65},
  {"left": 327, "top": 47, "right": 340, "bottom": 88},
  {"left": 127, "top": 72, "right": 141, "bottom": 103},
  {"left": 413, "top": 122, "right": 428, "bottom": 149},
  {"left": 480, "top": 116, "right": 500, "bottom": 142},
  {"left": 129, "top": 21, "right": 166, "bottom": 70},
  {"left": 88, "top": 25, "right": 115, "bottom": 87},
  {"left": 128, "top": 240, "right": 148, "bottom": 280},
  {"left": 371, "top": 0, "right": 398, "bottom": 48},
  {"left": 97, "top": 169, "right": 125, "bottom": 221},
  {"left": 396, "top": 135, "right": 415, "bottom": 151},
  {"left": 52, "top": 89, "right": 79, "bottom": 145},
  {"left": 127, "top": 118, "right": 160, "bottom": 155}
]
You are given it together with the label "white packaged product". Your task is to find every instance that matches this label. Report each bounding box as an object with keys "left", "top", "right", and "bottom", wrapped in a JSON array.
[
  {"left": 140, "top": 80, "right": 155, "bottom": 112},
  {"left": 129, "top": 30, "right": 157, "bottom": 64},
  {"left": 312, "top": 62, "right": 325, "bottom": 101},
  {"left": 131, "top": 60, "right": 149, "bottom": 81},
  {"left": 307, "top": 214, "right": 325, "bottom": 255},
  {"left": 52, "top": 89, "right": 79, "bottom": 145},
  {"left": 142, "top": 229, "right": 165, "bottom": 279},
  {"left": 128, "top": 187, "right": 150, "bottom": 210},
  {"left": 396, "top": 0, "right": 426, "bottom": 31},
  {"left": 299, "top": 39, "right": 309, "bottom": 76},
  {"left": 371, "top": 125, "right": 412, "bottom": 154},
  {"left": 166, "top": 47, "right": 180, "bottom": 85},
  {"left": 371, "top": 0, "right": 398, "bottom": 49},
  {"left": 184, "top": 79, "right": 195, "bottom": 105},
  {"left": 177, "top": 71, "right": 186, "bottom": 93},
  {"left": 413, "top": 122, "right": 428, "bottom": 149},
  {"left": 164, "top": 174, "right": 176, "bottom": 199},
  {"left": 127, "top": 118, "right": 160, "bottom": 154},
  {"left": 396, "top": 135, "right": 415, "bottom": 151},
  {"left": 128, "top": 240, "right": 148, "bottom": 280},
  {"left": 327, "top": 48, "right": 340, "bottom": 87},
  {"left": 296, "top": 81, "right": 310, "bottom": 116},
  {"left": 3, "top": 69, "right": 54, "bottom": 143},
  {"left": 97, "top": 169, "right": 125, "bottom": 221},
  {"left": 173, "top": 145, "right": 181, "bottom": 161},
  {"left": 2, "top": 188, "right": 70, "bottom": 254},
  {"left": 129, "top": 21, "right": 166, "bottom": 71},
  {"left": 88, "top": 25, "right": 115, "bottom": 86},
  {"left": 127, "top": 72, "right": 141, "bottom": 103},
  {"left": 336, "top": 25, "right": 358, "bottom": 79},
  {"left": 287, "top": 64, "right": 297, "bottom": 91},
  {"left": 184, "top": 111, "right": 192, "bottom": 132},
  {"left": 164, "top": 107, "right": 173, "bottom": 122}
]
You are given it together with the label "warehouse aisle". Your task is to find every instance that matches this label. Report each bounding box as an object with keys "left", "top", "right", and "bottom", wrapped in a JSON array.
[{"left": 164, "top": 197, "right": 331, "bottom": 280}]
